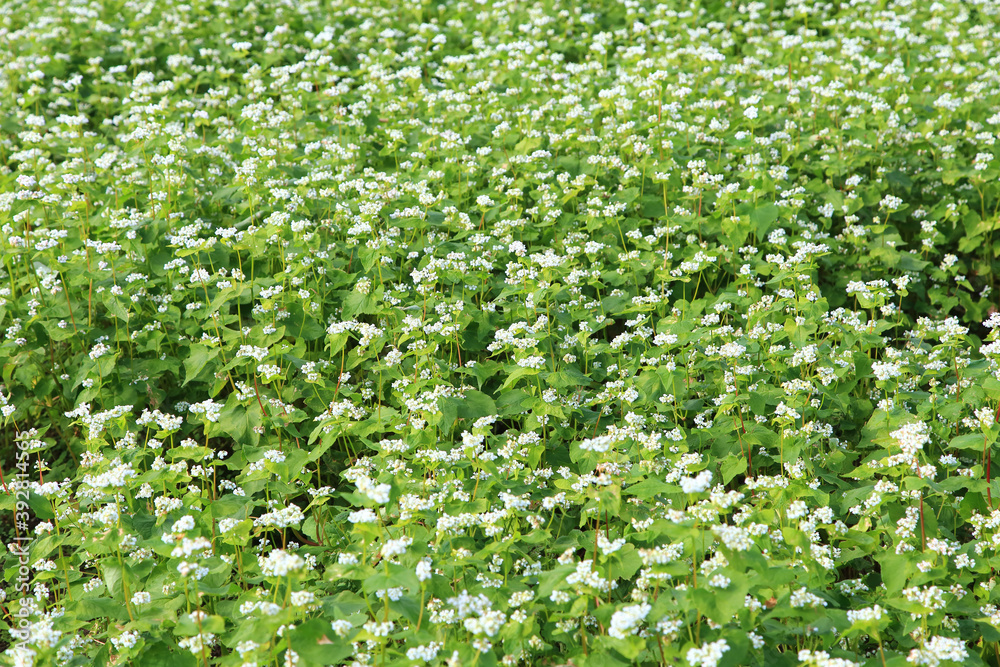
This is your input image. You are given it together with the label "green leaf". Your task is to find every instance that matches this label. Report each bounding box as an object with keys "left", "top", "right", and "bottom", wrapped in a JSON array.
[
  {"left": 875, "top": 553, "right": 912, "bottom": 593},
  {"left": 286, "top": 619, "right": 354, "bottom": 665},
  {"left": 750, "top": 203, "right": 780, "bottom": 237},
  {"left": 459, "top": 390, "right": 497, "bottom": 420},
  {"left": 500, "top": 366, "right": 540, "bottom": 390},
  {"left": 496, "top": 390, "right": 531, "bottom": 416},
  {"left": 69, "top": 597, "right": 130, "bottom": 622},
  {"left": 950, "top": 433, "right": 984, "bottom": 451},
  {"left": 342, "top": 291, "right": 376, "bottom": 319},
  {"left": 624, "top": 478, "right": 674, "bottom": 498},
  {"left": 174, "top": 613, "right": 226, "bottom": 636},
  {"left": 214, "top": 398, "right": 262, "bottom": 446},
  {"left": 183, "top": 343, "right": 219, "bottom": 386},
  {"left": 721, "top": 456, "right": 748, "bottom": 484},
  {"left": 138, "top": 642, "right": 198, "bottom": 667}
]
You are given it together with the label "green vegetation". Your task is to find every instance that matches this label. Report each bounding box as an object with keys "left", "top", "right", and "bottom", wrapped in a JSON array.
[{"left": 3, "top": 0, "right": 1000, "bottom": 665}]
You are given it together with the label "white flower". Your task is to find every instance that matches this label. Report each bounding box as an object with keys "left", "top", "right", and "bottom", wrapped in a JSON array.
[
  {"left": 790, "top": 587, "right": 827, "bottom": 609},
  {"left": 407, "top": 642, "right": 443, "bottom": 662},
  {"left": 597, "top": 534, "right": 626, "bottom": 555},
  {"left": 110, "top": 630, "right": 139, "bottom": 650},
  {"left": 680, "top": 470, "right": 712, "bottom": 494},
  {"left": 364, "top": 620, "right": 395, "bottom": 637},
  {"left": 258, "top": 549, "right": 305, "bottom": 577},
  {"left": 254, "top": 504, "right": 305, "bottom": 529},
  {"left": 608, "top": 603, "right": 651, "bottom": 639},
  {"left": 718, "top": 342, "right": 746, "bottom": 358},
  {"left": 872, "top": 360, "right": 902, "bottom": 381},
  {"left": 356, "top": 477, "right": 391, "bottom": 504},
  {"left": 330, "top": 620, "right": 353, "bottom": 637},
  {"left": 799, "top": 650, "right": 860, "bottom": 667},
  {"left": 906, "top": 636, "right": 968, "bottom": 667},
  {"left": 687, "top": 639, "right": 730, "bottom": 667},
  {"left": 416, "top": 557, "right": 433, "bottom": 581},
  {"left": 218, "top": 518, "right": 241, "bottom": 533},
  {"left": 517, "top": 355, "right": 546, "bottom": 369},
  {"left": 290, "top": 590, "right": 315, "bottom": 607},
  {"left": 348, "top": 509, "right": 377, "bottom": 524},
  {"left": 381, "top": 536, "right": 413, "bottom": 558},
  {"left": 846, "top": 605, "right": 884, "bottom": 624},
  {"left": 171, "top": 515, "right": 195, "bottom": 532}
]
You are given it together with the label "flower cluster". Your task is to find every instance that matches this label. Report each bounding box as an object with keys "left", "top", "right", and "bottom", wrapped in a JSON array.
[{"left": 2, "top": 0, "right": 1000, "bottom": 665}]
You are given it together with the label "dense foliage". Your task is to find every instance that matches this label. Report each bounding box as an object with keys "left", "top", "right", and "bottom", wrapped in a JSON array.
[{"left": 3, "top": 0, "right": 1000, "bottom": 665}]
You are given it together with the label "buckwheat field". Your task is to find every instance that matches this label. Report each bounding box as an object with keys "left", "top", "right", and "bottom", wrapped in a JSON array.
[{"left": 4, "top": 0, "right": 1000, "bottom": 665}]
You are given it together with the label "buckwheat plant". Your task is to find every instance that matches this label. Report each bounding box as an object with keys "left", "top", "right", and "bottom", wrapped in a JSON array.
[{"left": 4, "top": 0, "right": 1000, "bottom": 665}]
